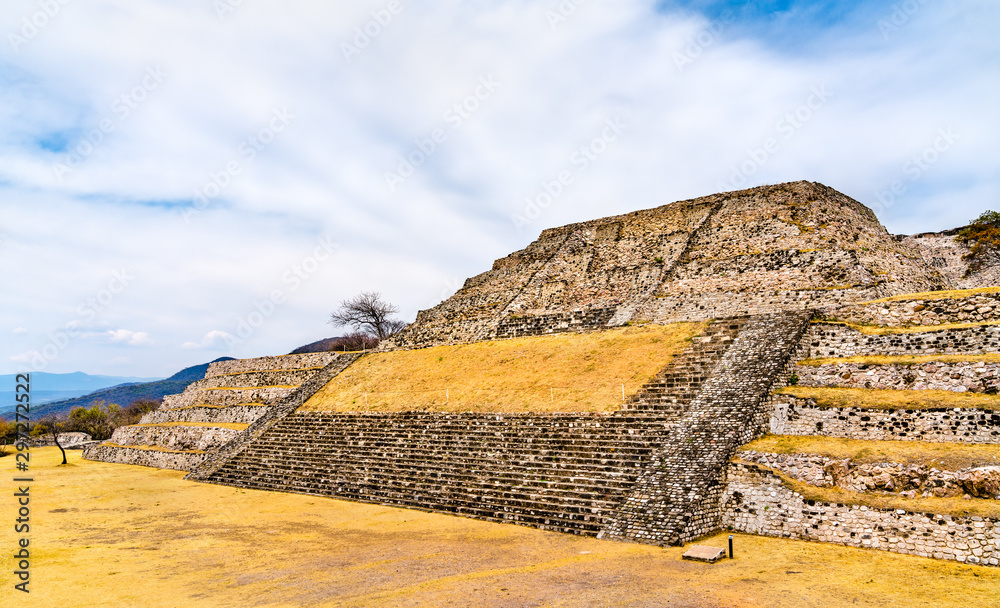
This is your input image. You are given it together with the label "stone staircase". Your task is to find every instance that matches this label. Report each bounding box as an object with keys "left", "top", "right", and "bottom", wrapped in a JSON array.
[
  {"left": 83, "top": 352, "right": 347, "bottom": 471},
  {"left": 197, "top": 412, "right": 679, "bottom": 536},
  {"left": 601, "top": 311, "right": 813, "bottom": 546},
  {"left": 624, "top": 317, "right": 748, "bottom": 414}
]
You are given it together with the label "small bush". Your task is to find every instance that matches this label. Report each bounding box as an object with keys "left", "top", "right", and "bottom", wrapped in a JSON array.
[
  {"left": 958, "top": 210, "right": 1000, "bottom": 274},
  {"left": 787, "top": 373, "right": 799, "bottom": 386}
]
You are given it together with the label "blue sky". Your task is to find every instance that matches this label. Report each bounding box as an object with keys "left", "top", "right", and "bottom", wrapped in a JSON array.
[{"left": 0, "top": 0, "right": 997, "bottom": 377}]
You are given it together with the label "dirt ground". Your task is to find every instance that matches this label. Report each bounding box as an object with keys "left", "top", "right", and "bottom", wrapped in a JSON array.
[{"left": 2, "top": 448, "right": 998, "bottom": 607}]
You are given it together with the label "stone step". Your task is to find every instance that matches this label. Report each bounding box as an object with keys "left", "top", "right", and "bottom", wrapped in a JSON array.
[
  {"left": 190, "top": 368, "right": 319, "bottom": 390},
  {"left": 139, "top": 404, "right": 271, "bottom": 425},
  {"left": 205, "top": 352, "right": 342, "bottom": 377},
  {"left": 162, "top": 386, "right": 295, "bottom": 409},
  {"left": 108, "top": 424, "right": 243, "bottom": 452}
]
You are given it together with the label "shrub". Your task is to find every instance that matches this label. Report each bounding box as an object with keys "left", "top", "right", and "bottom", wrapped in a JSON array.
[{"left": 958, "top": 210, "right": 1000, "bottom": 274}]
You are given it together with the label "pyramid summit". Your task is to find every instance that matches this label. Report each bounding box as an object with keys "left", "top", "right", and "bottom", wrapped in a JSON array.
[{"left": 387, "top": 180, "right": 954, "bottom": 349}]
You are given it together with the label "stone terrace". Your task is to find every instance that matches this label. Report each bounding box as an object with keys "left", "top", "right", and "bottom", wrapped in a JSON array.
[{"left": 84, "top": 352, "right": 347, "bottom": 471}]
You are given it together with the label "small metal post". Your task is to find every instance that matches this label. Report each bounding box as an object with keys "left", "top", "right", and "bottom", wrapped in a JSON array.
[{"left": 728, "top": 535, "right": 734, "bottom": 559}]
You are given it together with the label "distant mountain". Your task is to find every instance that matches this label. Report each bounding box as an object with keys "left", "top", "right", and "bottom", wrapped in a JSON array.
[
  {"left": 0, "top": 371, "right": 161, "bottom": 410},
  {"left": 0, "top": 357, "right": 234, "bottom": 420},
  {"left": 289, "top": 337, "right": 343, "bottom": 354}
]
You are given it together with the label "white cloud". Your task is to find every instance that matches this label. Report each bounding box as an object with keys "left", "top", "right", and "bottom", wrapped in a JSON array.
[
  {"left": 12, "top": 327, "right": 27, "bottom": 334},
  {"left": 181, "top": 330, "right": 234, "bottom": 351},
  {"left": 106, "top": 329, "right": 152, "bottom": 346},
  {"left": 0, "top": 0, "right": 997, "bottom": 376}
]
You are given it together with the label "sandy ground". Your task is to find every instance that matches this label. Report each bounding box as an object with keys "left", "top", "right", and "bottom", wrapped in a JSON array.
[{"left": 2, "top": 448, "right": 998, "bottom": 607}]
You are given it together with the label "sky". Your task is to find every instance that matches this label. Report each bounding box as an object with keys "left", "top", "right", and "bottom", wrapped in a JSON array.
[{"left": 0, "top": 0, "right": 997, "bottom": 378}]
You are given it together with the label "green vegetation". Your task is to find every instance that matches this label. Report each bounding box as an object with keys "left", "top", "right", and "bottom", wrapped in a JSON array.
[{"left": 958, "top": 210, "right": 1000, "bottom": 274}]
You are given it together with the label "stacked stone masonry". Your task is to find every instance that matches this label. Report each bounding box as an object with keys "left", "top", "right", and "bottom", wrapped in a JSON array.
[
  {"left": 828, "top": 290, "right": 1000, "bottom": 328},
  {"left": 735, "top": 450, "right": 1000, "bottom": 499},
  {"left": 84, "top": 352, "right": 343, "bottom": 471},
  {"left": 796, "top": 360, "right": 1000, "bottom": 393},
  {"left": 807, "top": 323, "right": 1000, "bottom": 358},
  {"left": 770, "top": 394, "right": 1000, "bottom": 444},
  {"left": 723, "top": 463, "right": 1000, "bottom": 566},
  {"left": 196, "top": 411, "right": 681, "bottom": 535},
  {"left": 601, "top": 311, "right": 812, "bottom": 546}
]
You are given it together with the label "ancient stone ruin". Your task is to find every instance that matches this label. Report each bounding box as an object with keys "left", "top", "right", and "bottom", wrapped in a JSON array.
[{"left": 86, "top": 181, "right": 1000, "bottom": 567}]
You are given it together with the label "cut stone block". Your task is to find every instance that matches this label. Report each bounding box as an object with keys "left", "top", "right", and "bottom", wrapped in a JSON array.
[{"left": 682, "top": 545, "right": 726, "bottom": 563}]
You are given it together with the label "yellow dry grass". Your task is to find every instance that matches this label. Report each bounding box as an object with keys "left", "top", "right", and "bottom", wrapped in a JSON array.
[
  {"left": 3, "top": 447, "right": 997, "bottom": 608},
  {"left": 798, "top": 353, "right": 1000, "bottom": 366},
  {"left": 774, "top": 386, "right": 1000, "bottom": 411},
  {"left": 861, "top": 286, "right": 1000, "bottom": 304},
  {"left": 812, "top": 319, "right": 1000, "bottom": 335},
  {"left": 735, "top": 459, "right": 1000, "bottom": 520},
  {"left": 134, "top": 422, "right": 250, "bottom": 430},
  {"left": 303, "top": 323, "right": 705, "bottom": 413},
  {"left": 742, "top": 435, "right": 1000, "bottom": 471}
]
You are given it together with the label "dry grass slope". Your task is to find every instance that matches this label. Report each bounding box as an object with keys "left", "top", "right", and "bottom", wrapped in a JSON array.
[
  {"left": 861, "top": 286, "right": 1000, "bottom": 304},
  {"left": 774, "top": 386, "right": 1000, "bottom": 411},
  {"left": 303, "top": 323, "right": 706, "bottom": 413},
  {"left": 743, "top": 435, "right": 1000, "bottom": 471},
  {"left": 799, "top": 353, "right": 1000, "bottom": 366}
]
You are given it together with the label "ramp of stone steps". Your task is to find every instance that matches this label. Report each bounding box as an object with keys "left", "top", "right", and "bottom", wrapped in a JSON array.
[
  {"left": 601, "top": 311, "right": 812, "bottom": 546},
  {"left": 193, "top": 412, "right": 680, "bottom": 535},
  {"left": 624, "top": 317, "right": 747, "bottom": 414}
]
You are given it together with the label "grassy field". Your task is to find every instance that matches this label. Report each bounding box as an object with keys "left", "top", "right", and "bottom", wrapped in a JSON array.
[
  {"left": 774, "top": 386, "right": 1000, "bottom": 411},
  {"left": 2, "top": 448, "right": 997, "bottom": 608},
  {"left": 303, "top": 323, "right": 705, "bottom": 413}
]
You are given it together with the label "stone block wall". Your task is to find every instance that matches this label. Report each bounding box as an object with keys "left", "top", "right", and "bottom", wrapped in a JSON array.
[
  {"left": 827, "top": 290, "right": 1000, "bottom": 328},
  {"left": 107, "top": 424, "right": 243, "bottom": 452},
  {"left": 83, "top": 445, "right": 207, "bottom": 470},
  {"left": 493, "top": 306, "right": 616, "bottom": 340},
  {"left": 722, "top": 463, "right": 1000, "bottom": 566},
  {"left": 735, "top": 450, "right": 1000, "bottom": 499},
  {"left": 769, "top": 394, "right": 1000, "bottom": 444},
  {"left": 796, "top": 360, "right": 1000, "bottom": 393},
  {"left": 807, "top": 323, "right": 1000, "bottom": 358}
]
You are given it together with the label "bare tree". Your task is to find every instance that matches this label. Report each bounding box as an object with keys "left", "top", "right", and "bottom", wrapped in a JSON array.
[{"left": 328, "top": 291, "right": 407, "bottom": 341}]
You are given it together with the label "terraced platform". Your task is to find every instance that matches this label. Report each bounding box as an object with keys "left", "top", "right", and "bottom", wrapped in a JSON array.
[{"left": 84, "top": 353, "right": 355, "bottom": 470}]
